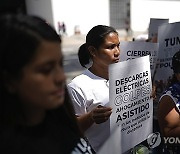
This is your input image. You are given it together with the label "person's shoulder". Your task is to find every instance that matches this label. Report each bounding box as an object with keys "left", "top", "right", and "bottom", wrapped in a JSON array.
[
  {"left": 158, "top": 94, "right": 178, "bottom": 116},
  {"left": 68, "top": 70, "right": 97, "bottom": 93},
  {"left": 159, "top": 95, "right": 173, "bottom": 103},
  {"left": 69, "top": 70, "right": 93, "bottom": 85}
]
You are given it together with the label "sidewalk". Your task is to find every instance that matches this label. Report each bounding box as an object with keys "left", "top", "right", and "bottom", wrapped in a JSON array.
[
  {"left": 62, "top": 34, "right": 85, "bottom": 47},
  {"left": 62, "top": 34, "right": 85, "bottom": 83}
]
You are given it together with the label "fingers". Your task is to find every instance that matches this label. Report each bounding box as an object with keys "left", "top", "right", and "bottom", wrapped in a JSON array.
[
  {"left": 93, "top": 113, "right": 111, "bottom": 124},
  {"left": 91, "top": 106, "right": 112, "bottom": 124},
  {"left": 96, "top": 105, "right": 112, "bottom": 112}
]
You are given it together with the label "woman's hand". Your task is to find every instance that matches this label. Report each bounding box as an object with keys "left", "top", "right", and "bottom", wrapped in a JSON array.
[{"left": 90, "top": 105, "right": 112, "bottom": 124}]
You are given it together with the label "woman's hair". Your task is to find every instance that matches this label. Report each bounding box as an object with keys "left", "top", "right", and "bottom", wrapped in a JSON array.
[
  {"left": 172, "top": 50, "right": 180, "bottom": 74},
  {"left": 78, "top": 25, "right": 118, "bottom": 68},
  {"left": 168, "top": 50, "right": 180, "bottom": 86},
  {"left": 0, "top": 14, "right": 82, "bottom": 136}
]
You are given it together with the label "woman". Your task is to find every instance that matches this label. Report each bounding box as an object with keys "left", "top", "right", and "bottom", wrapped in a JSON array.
[
  {"left": 0, "top": 14, "right": 94, "bottom": 154},
  {"left": 68, "top": 25, "right": 120, "bottom": 152},
  {"left": 158, "top": 50, "right": 180, "bottom": 153}
]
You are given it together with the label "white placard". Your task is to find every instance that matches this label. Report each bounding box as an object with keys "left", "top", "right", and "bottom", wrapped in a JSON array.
[
  {"left": 148, "top": 18, "right": 169, "bottom": 40},
  {"left": 120, "top": 41, "right": 158, "bottom": 79},
  {"left": 156, "top": 22, "right": 180, "bottom": 83},
  {"left": 109, "top": 56, "right": 153, "bottom": 153},
  {"left": 98, "top": 126, "right": 121, "bottom": 154}
]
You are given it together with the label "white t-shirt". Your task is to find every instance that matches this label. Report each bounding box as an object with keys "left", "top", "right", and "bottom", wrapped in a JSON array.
[{"left": 67, "top": 69, "right": 110, "bottom": 152}]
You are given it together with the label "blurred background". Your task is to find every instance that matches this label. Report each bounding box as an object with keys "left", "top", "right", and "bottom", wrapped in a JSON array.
[
  {"left": 1, "top": 0, "right": 180, "bottom": 82},
  {"left": 1, "top": 0, "right": 180, "bottom": 37}
]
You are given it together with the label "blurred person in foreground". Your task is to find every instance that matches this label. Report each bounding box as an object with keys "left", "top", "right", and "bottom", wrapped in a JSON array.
[
  {"left": 68, "top": 25, "right": 120, "bottom": 152},
  {"left": 0, "top": 14, "right": 95, "bottom": 154}
]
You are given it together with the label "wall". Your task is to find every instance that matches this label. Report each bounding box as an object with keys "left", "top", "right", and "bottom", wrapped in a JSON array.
[
  {"left": 51, "top": 0, "right": 109, "bottom": 36},
  {"left": 25, "top": 0, "right": 180, "bottom": 36},
  {"left": 131, "top": 0, "right": 180, "bottom": 35},
  {"left": 25, "top": 0, "right": 54, "bottom": 28}
]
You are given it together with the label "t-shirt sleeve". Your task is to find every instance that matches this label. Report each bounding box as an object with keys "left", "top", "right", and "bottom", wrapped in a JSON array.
[
  {"left": 67, "top": 85, "right": 87, "bottom": 115},
  {"left": 159, "top": 92, "right": 180, "bottom": 113}
]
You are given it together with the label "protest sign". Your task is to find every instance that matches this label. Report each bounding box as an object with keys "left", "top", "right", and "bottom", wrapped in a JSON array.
[
  {"left": 148, "top": 18, "right": 169, "bottom": 41},
  {"left": 98, "top": 126, "right": 121, "bottom": 154},
  {"left": 154, "top": 22, "right": 180, "bottom": 97},
  {"left": 120, "top": 41, "right": 158, "bottom": 78},
  {"left": 109, "top": 56, "right": 153, "bottom": 153}
]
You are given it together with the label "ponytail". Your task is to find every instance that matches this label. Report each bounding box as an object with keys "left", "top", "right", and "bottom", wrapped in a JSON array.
[
  {"left": 78, "top": 25, "right": 118, "bottom": 68},
  {"left": 78, "top": 43, "right": 91, "bottom": 68}
]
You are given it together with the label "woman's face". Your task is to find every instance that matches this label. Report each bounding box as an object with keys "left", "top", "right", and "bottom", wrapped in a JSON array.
[
  {"left": 13, "top": 41, "right": 66, "bottom": 110},
  {"left": 92, "top": 32, "right": 120, "bottom": 68}
]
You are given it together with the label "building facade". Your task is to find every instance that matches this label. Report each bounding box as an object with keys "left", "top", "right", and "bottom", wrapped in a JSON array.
[{"left": 25, "top": 0, "right": 180, "bottom": 36}]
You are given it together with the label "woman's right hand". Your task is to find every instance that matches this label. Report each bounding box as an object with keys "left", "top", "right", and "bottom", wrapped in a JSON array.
[{"left": 90, "top": 105, "right": 112, "bottom": 124}]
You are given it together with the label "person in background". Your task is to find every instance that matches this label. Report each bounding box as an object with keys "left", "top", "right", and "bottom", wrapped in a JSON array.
[
  {"left": 67, "top": 25, "right": 120, "bottom": 152},
  {"left": 62, "top": 22, "right": 66, "bottom": 35},
  {"left": 58, "top": 21, "right": 62, "bottom": 35},
  {"left": 0, "top": 14, "right": 95, "bottom": 154},
  {"left": 158, "top": 50, "right": 180, "bottom": 153}
]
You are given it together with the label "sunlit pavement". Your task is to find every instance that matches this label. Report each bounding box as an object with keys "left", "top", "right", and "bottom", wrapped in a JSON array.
[{"left": 62, "top": 34, "right": 86, "bottom": 84}]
